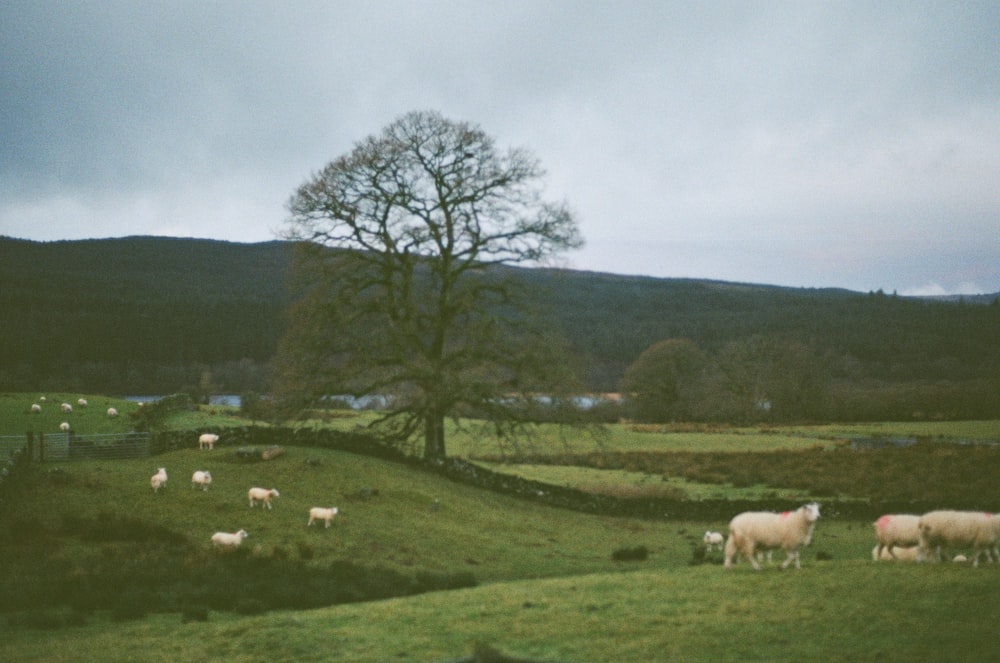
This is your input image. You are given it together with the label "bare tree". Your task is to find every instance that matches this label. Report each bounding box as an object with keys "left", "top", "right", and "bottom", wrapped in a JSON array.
[{"left": 278, "top": 110, "right": 583, "bottom": 459}]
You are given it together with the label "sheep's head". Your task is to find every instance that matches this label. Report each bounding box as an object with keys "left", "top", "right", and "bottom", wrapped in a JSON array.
[
  {"left": 237, "top": 529, "right": 248, "bottom": 539},
  {"left": 803, "top": 503, "right": 821, "bottom": 522}
]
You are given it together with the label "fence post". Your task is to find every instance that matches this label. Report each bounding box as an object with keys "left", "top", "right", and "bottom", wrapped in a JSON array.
[
  {"left": 39, "top": 432, "right": 45, "bottom": 464},
  {"left": 26, "top": 432, "right": 34, "bottom": 462}
]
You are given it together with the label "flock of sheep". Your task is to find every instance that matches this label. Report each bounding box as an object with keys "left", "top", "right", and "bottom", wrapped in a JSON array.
[
  {"left": 30, "top": 396, "right": 118, "bottom": 432},
  {"left": 150, "top": 432, "right": 340, "bottom": 551},
  {"left": 703, "top": 503, "right": 1000, "bottom": 569}
]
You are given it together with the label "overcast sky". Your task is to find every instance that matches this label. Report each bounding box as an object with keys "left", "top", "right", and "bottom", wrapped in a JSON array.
[{"left": 2, "top": 1, "right": 998, "bottom": 295}]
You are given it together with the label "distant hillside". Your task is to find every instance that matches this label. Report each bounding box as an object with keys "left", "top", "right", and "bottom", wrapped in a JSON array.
[{"left": 1, "top": 236, "right": 998, "bottom": 419}]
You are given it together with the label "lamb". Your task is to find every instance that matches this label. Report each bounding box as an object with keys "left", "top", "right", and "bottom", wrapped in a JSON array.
[
  {"left": 211, "top": 529, "right": 248, "bottom": 550},
  {"left": 77, "top": 398, "right": 88, "bottom": 407},
  {"left": 191, "top": 470, "right": 212, "bottom": 491},
  {"left": 873, "top": 514, "right": 921, "bottom": 560},
  {"left": 917, "top": 510, "right": 999, "bottom": 567},
  {"left": 59, "top": 422, "right": 70, "bottom": 432},
  {"left": 31, "top": 403, "right": 41, "bottom": 413},
  {"left": 872, "top": 544, "right": 919, "bottom": 561},
  {"left": 107, "top": 407, "right": 118, "bottom": 417},
  {"left": 248, "top": 487, "right": 279, "bottom": 509},
  {"left": 61, "top": 402, "right": 73, "bottom": 413},
  {"left": 308, "top": 507, "right": 339, "bottom": 528},
  {"left": 150, "top": 467, "right": 168, "bottom": 493},
  {"left": 724, "top": 502, "right": 821, "bottom": 570},
  {"left": 703, "top": 530, "right": 724, "bottom": 553},
  {"left": 198, "top": 433, "right": 219, "bottom": 450}
]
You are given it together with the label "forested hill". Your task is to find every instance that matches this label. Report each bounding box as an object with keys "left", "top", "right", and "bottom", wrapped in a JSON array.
[{"left": 2, "top": 236, "right": 999, "bottom": 419}]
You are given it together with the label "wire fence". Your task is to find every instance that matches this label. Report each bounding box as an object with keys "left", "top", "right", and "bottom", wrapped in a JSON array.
[{"left": 1, "top": 432, "right": 151, "bottom": 463}]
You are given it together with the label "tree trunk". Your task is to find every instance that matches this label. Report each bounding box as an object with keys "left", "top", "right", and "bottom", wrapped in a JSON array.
[{"left": 423, "top": 409, "right": 446, "bottom": 460}]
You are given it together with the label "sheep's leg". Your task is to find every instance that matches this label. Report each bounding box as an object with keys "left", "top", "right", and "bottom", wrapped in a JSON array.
[{"left": 747, "top": 543, "right": 762, "bottom": 571}]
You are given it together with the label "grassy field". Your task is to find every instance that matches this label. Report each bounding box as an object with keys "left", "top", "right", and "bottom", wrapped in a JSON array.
[
  {"left": 3, "top": 393, "right": 1000, "bottom": 661},
  {"left": 2, "top": 558, "right": 997, "bottom": 662}
]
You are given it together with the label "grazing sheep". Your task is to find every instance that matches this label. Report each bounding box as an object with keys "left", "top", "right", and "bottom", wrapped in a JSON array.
[
  {"left": 918, "top": 510, "right": 999, "bottom": 567},
  {"left": 873, "top": 514, "right": 921, "bottom": 560},
  {"left": 211, "top": 529, "right": 248, "bottom": 550},
  {"left": 198, "top": 433, "right": 219, "bottom": 450},
  {"left": 308, "top": 507, "right": 339, "bottom": 528},
  {"left": 191, "top": 470, "right": 212, "bottom": 491},
  {"left": 872, "top": 544, "right": 919, "bottom": 561},
  {"left": 150, "top": 467, "right": 168, "bottom": 493},
  {"left": 61, "top": 402, "right": 73, "bottom": 413},
  {"left": 724, "top": 503, "right": 821, "bottom": 570},
  {"left": 953, "top": 554, "right": 969, "bottom": 563},
  {"left": 703, "top": 530, "right": 724, "bottom": 553},
  {"left": 248, "top": 487, "right": 279, "bottom": 509},
  {"left": 77, "top": 398, "right": 88, "bottom": 407},
  {"left": 30, "top": 403, "right": 41, "bottom": 414},
  {"left": 107, "top": 407, "right": 118, "bottom": 417},
  {"left": 59, "top": 422, "right": 70, "bottom": 432}
]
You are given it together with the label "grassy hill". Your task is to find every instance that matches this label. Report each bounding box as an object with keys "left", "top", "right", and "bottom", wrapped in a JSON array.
[{"left": 1, "top": 441, "right": 998, "bottom": 662}]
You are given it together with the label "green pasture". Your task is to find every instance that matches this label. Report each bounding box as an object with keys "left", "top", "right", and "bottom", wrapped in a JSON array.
[
  {"left": 2, "top": 561, "right": 997, "bottom": 662},
  {"left": 476, "top": 462, "right": 832, "bottom": 502}
]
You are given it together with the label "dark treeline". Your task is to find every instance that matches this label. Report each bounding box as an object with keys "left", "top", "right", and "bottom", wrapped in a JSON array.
[{"left": 1, "top": 236, "right": 998, "bottom": 420}]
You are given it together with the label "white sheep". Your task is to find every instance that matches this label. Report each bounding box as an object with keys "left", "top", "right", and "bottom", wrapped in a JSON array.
[
  {"left": 873, "top": 514, "right": 921, "bottom": 560},
  {"left": 308, "top": 506, "right": 339, "bottom": 528},
  {"left": 211, "top": 529, "right": 248, "bottom": 550},
  {"left": 150, "top": 467, "right": 168, "bottom": 493},
  {"left": 191, "top": 470, "right": 212, "bottom": 491},
  {"left": 872, "top": 544, "right": 919, "bottom": 561},
  {"left": 198, "top": 433, "right": 219, "bottom": 450},
  {"left": 917, "top": 510, "right": 999, "bottom": 567},
  {"left": 77, "top": 398, "right": 88, "bottom": 407},
  {"left": 31, "top": 403, "right": 41, "bottom": 414},
  {"left": 107, "top": 407, "right": 118, "bottom": 417},
  {"left": 61, "top": 402, "right": 73, "bottom": 413},
  {"left": 59, "top": 422, "right": 70, "bottom": 432},
  {"left": 703, "top": 530, "right": 724, "bottom": 553},
  {"left": 724, "top": 503, "right": 821, "bottom": 570},
  {"left": 248, "top": 487, "right": 279, "bottom": 509}
]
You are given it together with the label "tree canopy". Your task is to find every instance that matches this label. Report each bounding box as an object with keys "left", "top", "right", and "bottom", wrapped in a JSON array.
[{"left": 277, "top": 110, "right": 583, "bottom": 459}]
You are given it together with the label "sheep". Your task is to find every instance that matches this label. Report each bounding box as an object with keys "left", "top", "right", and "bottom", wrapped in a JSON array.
[
  {"left": 198, "top": 433, "right": 219, "bottom": 450},
  {"left": 917, "top": 510, "right": 999, "bottom": 567},
  {"left": 703, "top": 530, "right": 724, "bottom": 553},
  {"left": 872, "top": 544, "right": 920, "bottom": 561},
  {"left": 150, "top": 467, "right": 168, "bottom": 493},
  {"left": 248, "top": 487, "right": 279, "bottom": 509},
  {"left": 59, "top": 422, "right": 70, "bottom": 432},
  {"left": 211, "top": 529, "right": 248, "bottom": 550},
  {"left": 873, "top": 514, "right": 921, "bottom": 560},
  {"left": 191, "top": 470, "right": 212, "bottom": 491},
  {"left": 30, "top": 403, "right": 41, "bottom": 414},
  {"left": 307, "top": 507, "right": 339, "bottom": 528},
  {"left": 724, "top": 502, "right": 821, "bottom": 570},
  {"left": 107, "top": 407, "right": 118, "bottom": 417},
  {"left": 77, "top": 398, "right": 88, "bottom": 407},
  {"left": 61, "top": 402, "right": 73, "bottom": 413}
]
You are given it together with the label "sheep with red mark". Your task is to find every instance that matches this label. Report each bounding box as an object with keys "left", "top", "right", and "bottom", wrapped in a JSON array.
[
  {"left": 873, "top": 514, "right": 921, "bottom": 560},
  {"left": 248, "top": 487, "right": 279, "bottom": 509},
  {"left": 724, "top": 503, "right": 821, "bottom": 570},
  {"left": 917, "top": 510, "right": 999, "bottom": 566}
]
